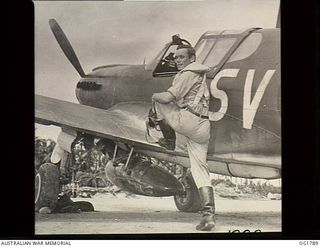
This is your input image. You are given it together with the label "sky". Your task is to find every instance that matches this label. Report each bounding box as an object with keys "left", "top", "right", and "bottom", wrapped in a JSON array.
[
  {"left": 35, "top": 0, "right": 279, "bottom": 103},
  {"left": 34, "top": 0, "right": 279, "bottom": 139}
]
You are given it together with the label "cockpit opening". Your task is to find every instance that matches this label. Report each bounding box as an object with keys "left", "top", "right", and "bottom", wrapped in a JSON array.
[
  {"left": 148, "top": 29, "right": 262, "bottom": 78},
  {"left": 146, "top": 35, "right": 192, "bottom": 77}
]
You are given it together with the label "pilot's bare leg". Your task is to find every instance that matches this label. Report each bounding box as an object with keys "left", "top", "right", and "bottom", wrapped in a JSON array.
[{"left": 186, "top": 138, "right": 216, "bottom": 231}]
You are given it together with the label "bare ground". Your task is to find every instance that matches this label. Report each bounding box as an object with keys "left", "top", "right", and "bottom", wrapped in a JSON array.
[{"left": 35, "top": 193, "right": 281, "bottom": 235}]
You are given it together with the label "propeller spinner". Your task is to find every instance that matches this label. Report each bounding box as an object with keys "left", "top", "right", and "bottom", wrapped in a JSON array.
[{"left": 49, "top": 19, "right": 86, "bottom": 77}]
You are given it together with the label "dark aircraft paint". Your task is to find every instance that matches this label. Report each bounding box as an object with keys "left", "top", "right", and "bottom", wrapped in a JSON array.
[{"left": 75, "top": 28, "right": 280, "bottom": 163}]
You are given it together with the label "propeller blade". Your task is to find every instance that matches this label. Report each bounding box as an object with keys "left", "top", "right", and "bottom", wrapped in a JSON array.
[
  {"left": 49, "top": 19, "right": 86, "bottom": 77},
  {"left": 276, "top": 6, "right": 280, "bottom": 28}
]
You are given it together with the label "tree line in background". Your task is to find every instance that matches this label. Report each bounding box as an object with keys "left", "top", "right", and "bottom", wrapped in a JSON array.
[{"left": 35, "top": 136, "right": 111, "bottom": 188}]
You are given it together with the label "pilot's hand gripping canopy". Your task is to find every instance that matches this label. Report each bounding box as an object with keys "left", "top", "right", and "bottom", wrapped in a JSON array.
[{"left": 153, "top": 34, "right": 192, "bottom": 77}]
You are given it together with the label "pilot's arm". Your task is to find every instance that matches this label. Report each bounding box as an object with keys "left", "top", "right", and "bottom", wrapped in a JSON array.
[
  {"left": 152, "top": 92, "right": 175, "bottom": 104},
  {"left": 152, "top": 71, "right": 196, "bottom": 104}
]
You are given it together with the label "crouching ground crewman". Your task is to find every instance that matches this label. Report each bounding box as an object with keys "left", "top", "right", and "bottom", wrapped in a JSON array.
[{"left": 150, "top": 44, "right": 215, "bottom": 231}]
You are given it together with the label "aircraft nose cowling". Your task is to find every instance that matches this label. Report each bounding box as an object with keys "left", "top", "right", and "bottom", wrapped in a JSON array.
[{"left": 105, "top": 159, "right": 184, "bottom": 197}]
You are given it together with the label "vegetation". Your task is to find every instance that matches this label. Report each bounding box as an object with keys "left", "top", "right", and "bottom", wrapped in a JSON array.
[
  {"left": 72, "top": 141, "right": 112, "bottom": 188},
  {"left": 35, "top": 137, "right": 113, "bottom": 193},
  {"left": 35, "top": 137, "right": 56, "bottom": 171},
  {"left": 212, "top": 177, "right": 281, "bottom": 199}
]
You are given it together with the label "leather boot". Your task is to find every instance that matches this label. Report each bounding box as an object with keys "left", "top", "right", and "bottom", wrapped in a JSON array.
[
  {"left": 158, "top": 120, "right": 176, "bottom": 151},
  {"left": 147, "top": 108, "right": 158, "bottom": 128},
  {"left": 196, "top": 186, "right": 216, "bottom": 231}
]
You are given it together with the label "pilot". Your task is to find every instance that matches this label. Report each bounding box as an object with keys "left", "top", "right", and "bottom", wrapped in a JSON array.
[{"left": 150, "top": 44, "right": 215, "bottom": 231}]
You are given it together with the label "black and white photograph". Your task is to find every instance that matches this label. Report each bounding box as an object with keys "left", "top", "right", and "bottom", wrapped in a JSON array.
[{"left": 34, "top": 0, "right": 281, "bottom": 235}]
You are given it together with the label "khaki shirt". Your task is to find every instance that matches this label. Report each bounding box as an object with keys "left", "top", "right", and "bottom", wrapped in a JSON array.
[{"left": 167, "top": 68, "right": 209, "bottom": 117}]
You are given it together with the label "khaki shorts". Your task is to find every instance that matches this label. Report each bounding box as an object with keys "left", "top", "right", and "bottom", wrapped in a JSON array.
[{"left": 154, "top": 102, "right": 210, "bottom": 145}]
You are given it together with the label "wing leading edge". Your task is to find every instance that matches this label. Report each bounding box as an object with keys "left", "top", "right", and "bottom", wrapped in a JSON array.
[{"left": 35, "top": 94, "right": 186, "bottom": 155}]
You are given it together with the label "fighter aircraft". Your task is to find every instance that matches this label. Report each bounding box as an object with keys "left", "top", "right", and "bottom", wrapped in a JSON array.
[{"left": 35, "top": 18, "right": 280, "bottom": 212}]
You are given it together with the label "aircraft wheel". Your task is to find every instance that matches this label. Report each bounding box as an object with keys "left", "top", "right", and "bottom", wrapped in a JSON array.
[
  {"left": 174, "top": 171, "right": 201, "bottom": 212},
  {"left": 35, "top": 163, "right": 60, "bottom": 212}
]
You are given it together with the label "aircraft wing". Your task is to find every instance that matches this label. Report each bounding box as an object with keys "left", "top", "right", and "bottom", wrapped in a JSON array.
[
  {"left": 35, "top": 94, "right": 185, "bottom": 154},
  {"left": 35, "top": 94, "right": 280, "bottom": 177}
]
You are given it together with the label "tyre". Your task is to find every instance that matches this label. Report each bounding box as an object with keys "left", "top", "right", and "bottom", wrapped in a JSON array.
[
  {"left": 174, "top": 171, "right": 201, "bottom": 212},
  {"left": 35, "top": 163, "right": 60, "bottom": 212},
  {"left": 73, "top": 201, "right": 94, "bottom": 212}
]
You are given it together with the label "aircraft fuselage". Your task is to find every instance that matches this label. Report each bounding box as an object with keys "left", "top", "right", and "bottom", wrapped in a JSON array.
[{"left": 75, "top": 28, "right": 281, "bottom": 178}]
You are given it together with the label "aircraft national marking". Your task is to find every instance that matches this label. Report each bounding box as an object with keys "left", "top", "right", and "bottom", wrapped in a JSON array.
[{"left": 209, "top": 68, "right": 276, "bottom": 129}]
